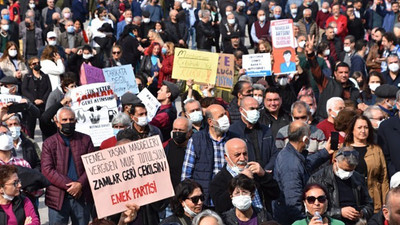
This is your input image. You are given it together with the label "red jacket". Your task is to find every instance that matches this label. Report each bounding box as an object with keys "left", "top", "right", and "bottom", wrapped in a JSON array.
[
  {"left": 158, "top": 54, "right": 174, "bottom": 88},
  {"left": 326, "top": 15, "right": 348, "bottom": 41},
  {"left": 41, "top": 131, "right": 95, "bottom": 210}
]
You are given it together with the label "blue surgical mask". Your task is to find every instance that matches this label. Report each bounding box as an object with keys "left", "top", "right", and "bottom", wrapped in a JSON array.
[
  {"left": 67, "top": 26, "right": 75, "bottom": 33},
  {"left": 162, "top": 47, "right": 167, "bottom": 54},
  {"left": 274, "top": 14, "right": 281, "bottom": 19},
  {"left": 3, "top": 15, "right": 9, "bottom": 21},
  {"left": 113, "top": 129, "right": 121, "bottom": 136}
]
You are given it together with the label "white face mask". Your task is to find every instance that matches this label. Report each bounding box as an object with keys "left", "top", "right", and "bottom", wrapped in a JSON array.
[
  {"left": 323, "top": 49, "right": 330, "bottom": 56},
  {"left": 344, "top": 46, "right": 351, "bottom": 53},
  {"left": 215, "top": 115, "right": 230, "bottom": 133},
  {"left": 82, "top": 53, "right": 93, "bottom": 59},
  {"left": 241, "top": 108, "right": 260, "bottom": 124},
  {"left": 232, "top": 195, "right": 252, "bottom": 211},
  {"left": 321, "top": 8, "right": 328, "bottom": 13},
  {"left": 253, "top": 96, "right": 263, "bottom": 105},
  {"left": 2, "top": 193, "right": 14, "bottom": 201},
  {"left": 291, "top": 8, "right": 298, "bottom": 14},
  {"left": 228, "top": 18, "right": 235, "bottom": 25},
  {"left": 135, "top": 116, "right": 148, "bottom": 127},
  {"left": 310, "top": 108, "right": 316, "bottom": 115},
  {"left": 9, "top": 126, "right": 21, "bottom": 140},
  {"left": 1, "top": 24, "right": 9, "bottom": 31},
  {"left": 334, "top": 163, "right": 354, "bottom": 180},
  {"left": 369, "top": 83, "right": 380, "bottom": 92},
  {"left": 330, "top": 109, "right": 340, "bottom": 118},
  {"left": 29, "top": 3, "right": 35, "bottom": 8},
  {"left": 125, "top": 17, "right": 132, "bottom": 23},
  {"left": 278, "top": 77, "right": 288, "bottom": 86},
  {"left": 143, "top": 18, "right": 150, "bottom": 23},
  {"left": 8, "top": 49, "right": 17, "bottom": 57},
  {"left": 389, "top": 63, "right": 400, "bottom": 73},
  {"left": 48, "top": 40, "right": 56, "bottom": 46},
  {"left": 333, "top": 27, "right": 338, "bottom": 34},
  {"left": 63, "top": 12, "right": 71, "bottom": 19},
  {"left": 183, "top": 202, "right": 198, "bottom": 217},
  {"left": 226, "top": 11, "right": 232, "bottom": 16},
  {"left": 188, "top": 110, "right": 203, "bottom": 123},
  {"left": 376, "top": 119, "right": 384, "bottom": 129},
  {"left": 299, "top": 40, "right": 306, "bottom": 48},
  {"left": 226, "top": 152, "right": 246, "bottom": 174},
  {"left": 1, "top": 86, "right": 10, "bottom": 94},
  {"left": 259, "top": 15, "right": 266, "bottom": 21}
]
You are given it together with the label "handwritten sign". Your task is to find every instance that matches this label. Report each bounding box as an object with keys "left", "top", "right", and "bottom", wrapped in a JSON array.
[
  {"left": 103, "top": 64, "right": 139, "bottom": 96},
  {"left": 83, "top": 64, "right": 105, "bottom": 84},
  {"left": 271, "top": 19, "right": 296, "bottom": 74},
  {"left": 172, "top": 48, "right": 219, "bottom": 84},
  {"left": 70, "top": 82, "right": 118, "bottom": 147},
  {"left": 216, "top": 53, "right": 235, "bottom": 89},
  {"left": 0, "top": 94, "right": 21, "bottom": 104},
  {"left": 137, "top": 88, "right": 161, "bottom": 121},
  {"left": 81, "top": 136, "right": 175, "bottom": 218},
  {"left": 243, "top": 53, "right": 272, "bottom": 77}
]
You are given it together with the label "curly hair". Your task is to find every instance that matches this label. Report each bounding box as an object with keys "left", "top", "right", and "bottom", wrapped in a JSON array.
[{"left": 0, "top": 165, "right": 18, "bottom": 187}]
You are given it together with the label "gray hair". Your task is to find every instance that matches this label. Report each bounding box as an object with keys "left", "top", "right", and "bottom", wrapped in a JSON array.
[
  {"left": 184, "top": 99, "right": 201, "bottom": 113},
  {"left": 238, "top": 75, "right": 253, "bottom": 84},
  {"left": 335, "top": 146, "right": 359, "bottom": 166},
  {"left": 111, "top": 113, "right": 131, "bottom": 126},
  {"left": 6, "top": 115, "right": 20, "bottom": 124},
  {"left": 174, "top": 116, "right": 193, "bottom": 131},
  {"left": 274, "top": 5, "right": 282, "bottom": 11},
  {"left": 56, "top": 107, "right": 75, "bottom": 121},
  {"left": 288, "top": 122, "right": 310, "bottom": 142},
  {"left": 303, "top": 8, "right": 312, "bottom": 15},
  {"left": 326, "top": 97, "right": 344, "bottom": 115},
  {"left": 252, "top": 84, "right": 266, "bottom": 93},
  {"left": 201, "top": 10, "right": 211, "bottom": 18},
  {"left": 291, "top": 101, "right": 310, "bottom": 115},
  {"left": 192, "top": 210, "right": 224, "bottom": 225},
  {"left": 363, "top": 105, "right": 383, "bottom": 119}
]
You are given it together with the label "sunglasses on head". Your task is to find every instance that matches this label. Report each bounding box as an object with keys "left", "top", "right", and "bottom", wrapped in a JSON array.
[
  {"left": 306, "top": 195, "right": 327, "bottom": 204},
  {"left": 336, "top": 150, "right": 359, "bottom": 158},
  {"left": 187, "top": 195, "right": 205, "bottom": 204}
]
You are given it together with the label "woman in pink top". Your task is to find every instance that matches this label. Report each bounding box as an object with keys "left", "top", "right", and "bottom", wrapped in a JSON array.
[{"left": 0, "top": 165, "right": 39, "bottom": 225}]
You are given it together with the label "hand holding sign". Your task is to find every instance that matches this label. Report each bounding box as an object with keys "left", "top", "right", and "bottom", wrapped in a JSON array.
[{"left": 118, "top": 203, "right": 140, "bottom": 225}]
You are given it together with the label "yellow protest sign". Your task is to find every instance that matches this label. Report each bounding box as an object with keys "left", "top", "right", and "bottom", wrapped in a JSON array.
[{"left": 172, "top": 48, "right": 219, "bottom": 84}]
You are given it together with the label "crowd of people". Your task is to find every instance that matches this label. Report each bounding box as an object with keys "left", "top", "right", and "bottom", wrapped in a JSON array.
[{"left": 2, "top": 0, "right": 400, "bottom": 224}]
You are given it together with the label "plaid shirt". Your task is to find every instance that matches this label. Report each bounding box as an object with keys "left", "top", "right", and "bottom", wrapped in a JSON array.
[
  {"left": 0, "top": 157, "right": 31, "bottom": 168},
  {"left": 226, "top": 165, "right": 264, "bottom": 210},
  {"left": 181, "top": 133, "right": 227, "bottom": 180}
]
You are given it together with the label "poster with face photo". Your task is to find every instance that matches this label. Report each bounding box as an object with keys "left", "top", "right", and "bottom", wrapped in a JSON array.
[{"left": 70, "top": 82, "right": 118, "bottom": 146}]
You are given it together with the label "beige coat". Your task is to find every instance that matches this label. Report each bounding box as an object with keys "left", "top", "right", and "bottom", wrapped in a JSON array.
[{"left": 0, "top": 58, "right": 28, "bottom": 79}]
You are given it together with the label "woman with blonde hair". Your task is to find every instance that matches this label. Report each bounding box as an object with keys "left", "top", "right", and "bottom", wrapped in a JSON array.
[
  {"left": 0, "top": 41, "right": 28, "bottom": 81},
  {"left": 148, "top": 29, "right": 164, "bottom": 46},
  {"left": 158, "top": 42, "right": 175, "bottom": 88},
  {"left": 40, "top": 45, "right": 65, "bottom": 91}
]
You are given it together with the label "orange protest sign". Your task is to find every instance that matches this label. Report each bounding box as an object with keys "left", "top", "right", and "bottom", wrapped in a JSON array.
[
  {"left": 81, "top": 136, "right": 174, "bottom": 218},
  {"left": 271, "top": 19, "right": 297, "bottom": 75}
]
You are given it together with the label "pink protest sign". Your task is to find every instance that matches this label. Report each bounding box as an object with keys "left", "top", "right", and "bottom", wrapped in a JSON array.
[{"left": 81, "top": 135, "right": 175, "bottom": 218}]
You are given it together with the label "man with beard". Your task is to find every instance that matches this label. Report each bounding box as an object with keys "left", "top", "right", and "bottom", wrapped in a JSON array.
[
  {"left": 223, "top": 32, "right": 248, "bottom": 54},
  {"left": 366, "top": 27, "right": 386, "bottom": 72}
]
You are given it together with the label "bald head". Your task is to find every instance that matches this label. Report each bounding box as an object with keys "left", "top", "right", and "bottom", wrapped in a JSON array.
[
  {"left": 288, "top": 120, "right": 310, "bottom": 143},
  {"left": 224, "top": 138, "right": 248, "bottom": 169},
  {"left": 173, "top": 117, "right": 192, "bottom": 132},
  {"left": 206, "top": 104, "right": 226, "bottom": 120},
  {"left": 240, "top": 96, "right": 259, "bottom": 108}
]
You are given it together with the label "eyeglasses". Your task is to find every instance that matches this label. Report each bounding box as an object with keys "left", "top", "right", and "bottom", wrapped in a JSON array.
[
  {"left": 187, "top": 195, "right": 205, "bottom": 204},
  {"left": 4, "top": 179, "right": 21, "bottom": 187},
  {"left": 306, "top": 195, "right": 327, "bottom": 204},
  {"left": 336, "top": 150, "right": 359, "bottom": 158},
  {"left": 31, "top": 62, "right": 39, "bottom": 66},
  {"left": 112, "top": 51, "right": 121, "bottom": 54}
]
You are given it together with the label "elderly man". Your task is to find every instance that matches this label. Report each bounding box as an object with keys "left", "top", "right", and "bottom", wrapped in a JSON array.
[
  {"left": 20, "top": 16, "right": 43, "bottom": 60},
  {"left": 57, "top": 20, "right": 85, "bottom": 58},
  {"left": 209, "top": 138, "right": 279, "bottom": 214},
  {"left": 382, "top": 54, "right": 400, "bottom": 87},
  {"left": 273, "top": 120, "right": 333, "bottom": 224},
  {"left": 181, "top": 104, "right": 233, "bottom": 207},
  {"left": 129, "top": 103, "right": 162, "bottom": 140},
  {"left": 364, "top": 105, "right": 386, "bottom": 130},
  {"left": 41, "top": 0, "right": 61, "bottom": 28},
  {"left": 220, "top": 13, "right": 243, "bottom": 50},
  {"left": 41, "top": 107, "right": 95, "bottom": 225},
  {"left": 250, "top": 9, "right": 270, "bottom": 45},
  {"left": 99, "top": 113, "right": 131, "bottom": 150},
  {"left": 276, "top": 101, "right": 326, "bottom": 153},
  {"left": 374, "top": 84, "right": 399, "bottom": 117},
  {"left": 298, "top": 9, "right": 319, "bottom": 44},
  {"left": 308, "top": 147, "right": 374, "bottom": 224},
  {"left": 183, "top": 99, "right": 204, "bottom": 132},
  {"left": 229, "top": 96, "right": 278, "bottom": 170},
  {"left": 317, "top": 97, "right": 345, "bottom": 140}
]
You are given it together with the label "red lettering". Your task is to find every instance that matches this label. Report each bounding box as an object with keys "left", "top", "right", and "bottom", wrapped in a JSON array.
[{"left": 110, "top": 190, "right": 131, "bottom": 205}]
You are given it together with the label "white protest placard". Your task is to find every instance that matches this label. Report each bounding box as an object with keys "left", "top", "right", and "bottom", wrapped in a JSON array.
[
  {"left": 243, "top": 53, "right": 272, "bottom": 77},
  {"left": 0, "top": 94, "right": 22, "bottom": 104},
  {"left": 70, "top": 82, "right": 118, "bottom": 147},
  {"left": 137, "top": 88, "right": 160, "bottom": 121},
  {"left": 81, "top": 136, "right": 175, "bottom": 218},
  {"left": 103, "top": 64, "right": 139, "bottom": 96}
]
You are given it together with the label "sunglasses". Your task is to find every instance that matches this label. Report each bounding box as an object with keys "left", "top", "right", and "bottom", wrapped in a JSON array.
[
  {"left": 306, "top": 195, "right": 327, "bottom": 204},
  {"left": 31, "top": 62, "right": 39, "bottom": 66},
  {"left": 112, "top": 51, "right": 121, "bottom": 54},
  {"left": 4, "top": 179, "right": 21, "bottom": 188},
  {"left": 336, "top": 150, "right": 359, "bottom": 158},
  {"left": 187, "top": 195, "right": 205, "bottom": 204}
]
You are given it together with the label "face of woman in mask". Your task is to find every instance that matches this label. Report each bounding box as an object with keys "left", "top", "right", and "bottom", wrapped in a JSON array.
[{"left": 181, "top": 187, "right": 204, "bottom": 217}]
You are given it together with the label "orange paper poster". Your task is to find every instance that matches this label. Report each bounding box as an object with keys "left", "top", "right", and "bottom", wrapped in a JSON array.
[
  {"left": 270, "top": 19, "right": 296, "bottom": 75},
  {"left": 81, "top": 136, "right": 175, "bottom": 218}
]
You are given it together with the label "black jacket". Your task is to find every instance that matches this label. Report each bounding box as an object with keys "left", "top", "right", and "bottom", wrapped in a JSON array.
[
  {"left": 16, "top": 134, "right": 41, "bottom": 171},
  {"left": 196, "top": 20, "right": 215, "bottom": 51},
  {"left": 368, "top": 210, "right": 384, "bottom": 225},
  {"left": 228, "top": 98, "right": 240, "bottom": 124},
  {"left": 222, "top": 207, "right": 273, "bottom": 225},
  {"left": 119, "top": 34, "right": 142, "bottom": 68},
  {"left": 308, "top": 165, "right": 374, "bottom": 221},
  {"left": 140, "top": 55, "right": 162, "bottom": 79},
  {"left": 67, "top": 53, "right": 104, "bottom": 84},
  {"left": 258, "top": 108, "right": 291, "bottom": 139},
  {"left": 21, "top": 72, "right": 52, "bottom": 112},
  {"left": 165, "top": 20, "right": 188, "bottom": 44},
  {"left": 209, "top": 165, "right": 280, "bottom": 214},
  {"left": 378, "top": 115, "right": 400, "bottom": 177},
  {"left": 0, "top": 195, "right": 26, "bottom": 225}
]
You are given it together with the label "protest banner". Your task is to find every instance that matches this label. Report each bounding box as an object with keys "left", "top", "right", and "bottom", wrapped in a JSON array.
[
  {"left": 172, "top": 48, "right": 219, "bottom": 84},
  {"left": 0, "top": 94, "right": 21, "bottom": 105},
  {"left": 270, "top": 19, "right": 297, "bottom": 74},
  {"left": 216, "top": 53, "right": 235, "bottom": 89},
  {"left": 83, "top": 64, "right": 105, "bottom": 84},
  {"left": 70, "top": 82, "right": 118, "bottom": 147},
  {"left": 81, "top": 135, "right": 175, "bottom": 218},
  {"left": 103, "top": 64, "right": 139, "bottom": 96},
  {"left": 243, "top": 53, "right": 272, "bottom": 77},
  {"left": 137, "top": 88, "right": 161, "bottom": 121}
]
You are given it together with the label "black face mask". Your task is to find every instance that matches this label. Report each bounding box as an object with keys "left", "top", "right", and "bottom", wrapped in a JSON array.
[
  {"left": 173, "top": 131, "right": 187, "bottom": 144},
  {"left": 60, "top": 123, "right": 75, "bottom": 136},
  {"left": 305, "top": 17, "right": 312, "bottom": 22},
  {"left": 33, "top": 64, "right": 41, "bottom": 71}
]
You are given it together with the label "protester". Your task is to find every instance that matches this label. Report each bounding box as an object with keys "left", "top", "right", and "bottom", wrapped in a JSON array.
[
  {"left": 0, "top": 42, "right": 28, "bottom": 81},
  {"left": 39, "top": 45, "right": 65, "bottom": 91}
]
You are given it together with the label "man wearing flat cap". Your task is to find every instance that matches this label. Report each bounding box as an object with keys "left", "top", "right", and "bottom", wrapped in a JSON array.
[
  {"left": 379, "top": 89, "right": 400, "bottom": 178},
  {"left": 150, "top": 81, "right": 178, "bottom": 141},
  {"left": 223, "top": 32, "right": 249, "bottom": 54},
  {"left": 120, "top": 92, "right": 141, "bottom": 116},
  {"left": 374, "top": 84, "right": 399, "bottom": 117}
]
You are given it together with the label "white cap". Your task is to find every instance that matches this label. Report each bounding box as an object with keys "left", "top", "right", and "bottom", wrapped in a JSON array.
[
  {"left": 47, "top": 31, "right": 57, "bottom": 38},
  {"left": 237, "top": 1, "right": 245, "bottom": 7},
  {"left": 391, "top": 172, "right": 400, "bottom": 188},
  {"left": 0, "top": 134, "right": 13, "bottom": 151}
]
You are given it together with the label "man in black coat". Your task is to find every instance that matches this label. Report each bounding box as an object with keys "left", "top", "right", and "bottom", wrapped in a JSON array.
[
  {"left": 165, "top": 9, "right": 187, "bottom": 46},
  {"left": 196, "top": 10, "right": 215, "bottom": 51},
  {"left": 209, "top": 138, "right": 280, "bottom": 214}
]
